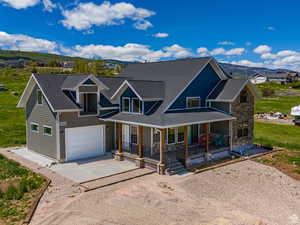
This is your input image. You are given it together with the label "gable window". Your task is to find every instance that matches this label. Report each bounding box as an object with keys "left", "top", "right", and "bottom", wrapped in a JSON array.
[
  {"left": 30, "top": 122, "right": 39, "bottom": 133},
  {"left": 186, "top": 97, "right": 201, "bottom": 108},
  {"left": 132, "top": 98, "right": 141, "bottom": 113},
  {"left": 122, "top": 98, "right": 130, "bottom": 112},
  {"left": 240, "top": 92, "right": 248, "bottom": 103},
  {"left": 43, "top": 126, "right": 52, "bottom": 136},
  {"left": 37, "top": 89, "right": 43, "bottom": 105}
]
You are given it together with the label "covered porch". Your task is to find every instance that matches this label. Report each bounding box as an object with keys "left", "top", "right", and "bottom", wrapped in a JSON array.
[{"left": 114, "top": 120, "right": 233, "bottom": 175}]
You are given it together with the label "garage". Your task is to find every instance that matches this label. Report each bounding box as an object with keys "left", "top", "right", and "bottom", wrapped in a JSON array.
[{"left": 65, "top": 125, "right": 106, "bottom": 161}]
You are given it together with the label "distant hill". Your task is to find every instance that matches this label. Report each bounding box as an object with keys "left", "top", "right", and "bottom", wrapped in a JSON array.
[
  {"left": 220, "top": 62, "right": 297, "bottom": 77},
  {"left": 0, "top": 50, "right": 296, "bottom": 76}
]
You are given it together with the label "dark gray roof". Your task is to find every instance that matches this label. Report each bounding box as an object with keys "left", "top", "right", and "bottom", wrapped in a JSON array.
[
  {"left": 61, "top": 74, "right": 90, "bottom": 89},
  {"left": 207, "top": 79, "right": 248, "bottom": 101},
  {"left": 96, "top": 76, "right": 126, "bottom": 99},
  {"left": 118, "top": 57, "right": 214, "bottom": 113},
  {"left": 33, "top": 74, "right": 80, "bottom": 111},
  {"left": 127, "top": 80, "right": 165, "bottom": 99},
  {"left": 100, "top": 108, "right": 235, "bottom": 128}
]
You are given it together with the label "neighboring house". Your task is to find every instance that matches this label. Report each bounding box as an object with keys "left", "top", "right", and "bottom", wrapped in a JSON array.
[
  {"left": 17, "top": 57, "right": 259, "bottom": 175},
  {"left": 250, "top": 73, "right": 267, "bottom": 84},
  {"left": 266, "top": 71, "right": 298, "bottom": 84}
]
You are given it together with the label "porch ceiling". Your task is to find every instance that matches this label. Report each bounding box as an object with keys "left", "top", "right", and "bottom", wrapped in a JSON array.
[{"left": 100, "top": 108, "right": 235, "bottom": 128}]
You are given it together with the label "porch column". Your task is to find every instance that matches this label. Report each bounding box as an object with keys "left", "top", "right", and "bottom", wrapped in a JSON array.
[
  {"left": 136, "top": 125, "right": 145, "bottom": 168},
  {"left": 158, "top": 128, "right": 166, "bottom": 175},
  {"left": 184, "top": 125, "right": 188, "bottom": 159},
  {"left": 115, "top": 123, "right": 124, "bottom": 161},
  {"left": 204, "top": 123, "right": 209, "bottom": 152}
]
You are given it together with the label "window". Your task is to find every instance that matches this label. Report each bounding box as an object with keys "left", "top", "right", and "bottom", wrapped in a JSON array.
[
  {"left": 240, "top": 92, "right": 248, "bottom": 103},
  {"left": 37, "top": 89, "right": 43, "bottom": 105},
  {"left": 130, "top": 125, "right": 138, "bottom": 144},
  {"left": 43, "top": 126, "right": 52, "bottom": 136},
  {"left": 30, "top": 123, "right": 39, "bottom": 133},
  {"left": 167, "top": 128, "right": 176, "bottom": 144},
  {"left": 190, "top": 124, "right": 199, "bottom": 145},
  {"left": 177, "top": 127, "right": 185, "bottom": 143},
  {"left": 122, "top": 98, "right": 130, "bottom": 112},
  {"left": 187, "top": 97, "right": 201, "bottom": 108},
  {"left": 132, "top": 98, "right": 140, "bottom": 113}
]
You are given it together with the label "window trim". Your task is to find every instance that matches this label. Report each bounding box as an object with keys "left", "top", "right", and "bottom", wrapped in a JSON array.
[
  {"left": 37, "top": 89, "right": 43, "bottom": 105},
  {"left": 30, "top": 122, "right": 39, "bottom": 133},
  {"left": 43, "top": 125, "right": 53, "bottom": 136},
  {"left": 186, "top": 96, "right": 201, "bottom": 109},
  {"left": 131, "top": 98, "right": 141, "bottom": 114},
  {"left": 122, "top": 97, "right": 131, "bottom": 112}
]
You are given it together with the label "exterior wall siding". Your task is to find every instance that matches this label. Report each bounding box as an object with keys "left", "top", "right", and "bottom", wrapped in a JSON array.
[
  {"left": 168, "top": 64, "right": 221, "bottom": 110},
  {"left": 231, "top": 87, "right": 254, "bottom": 149},
  {"left": 59, "top": 112, "right": 115, "bottom": 161},
  {"left": 26, "top": 85, "right": 57, "bottom": 159}
]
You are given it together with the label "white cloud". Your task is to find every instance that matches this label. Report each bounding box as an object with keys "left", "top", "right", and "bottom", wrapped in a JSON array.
[
  {"left": 245, "top": 42, "right": 252, "bottom": 46},
  {"left": 42, "top": 0, "right": 56, "bottom": 12},
  {"left": 0, "top": 31, "right": 58, "bottom": 53},
  {"left": 198, "top": 47, "right": 245, "bottom": 56},
  {"left": 68, "top": 43, "right": 192, "bottom": 62},
  {"left": 266, "top": 26, "right": 275, "bottom": 31},
  {"left": 231, "top": 60, "right": 264, "bottom": 67},
  {"left": 218, "top": 41, "right": 235, "bottom": 45},
  {"left": 224, "top": 48, "right": 245, "bottom": 56},
  {"left": 133, "top": 20, "right": 152, "bottom": 30},
  {"left": 153, "top": 32, "right": 169, "bottom": 38},
  {"left": 276, "top": 50, "right": 298, "bottom": 57},
  {"left": 254, "top": 45, "right": 272, "bottom": 54},
  {"left": 0, "top": 0, "right": 39, "bottom": 9},
  {"left": 261, "top": 53, "right": 277, "bottom": 59},
  {"left": 61, "top": 1, "right": 155, "bottom": 30}
]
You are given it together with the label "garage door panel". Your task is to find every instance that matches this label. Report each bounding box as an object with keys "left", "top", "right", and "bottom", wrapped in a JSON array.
[{"left": 65, "top": 125, "right": 105, "bottom": 161}]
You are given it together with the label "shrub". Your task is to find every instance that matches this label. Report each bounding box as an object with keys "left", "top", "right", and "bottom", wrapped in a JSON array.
[
  {"left": 261, "top": 87, "right": 275, "bottom": 97},
  {"left": 5, "top": 185, "right": 22, "bottom": 200},
  {"left": 291, "top": 81, "right": 300, "bottom": 89}
]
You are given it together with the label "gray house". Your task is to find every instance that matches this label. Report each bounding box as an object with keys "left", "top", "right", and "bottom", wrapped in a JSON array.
[{"left": 17, "top": 57, "right": 258, "bottom": 175}]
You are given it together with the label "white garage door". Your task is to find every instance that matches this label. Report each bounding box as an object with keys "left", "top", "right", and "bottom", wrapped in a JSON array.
[{"left": 65, "top": 125, "right": 105, "bottom": 161}]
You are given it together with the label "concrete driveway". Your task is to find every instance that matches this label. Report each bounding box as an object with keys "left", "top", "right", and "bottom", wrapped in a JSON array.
[
  {"left": 51, "top": 155, "right": 138, "bottom": 183},
  {"left": 11, "top": 148, "right": 138, "bottom": 183}
]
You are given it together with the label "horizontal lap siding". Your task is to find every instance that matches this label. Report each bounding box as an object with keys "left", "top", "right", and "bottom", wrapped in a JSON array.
[
  {"left": 59, "top": 112, "right": 115, "bottom": 161},
  {"left": 26, "top": 85, "right": 57, "bottom": 159}
]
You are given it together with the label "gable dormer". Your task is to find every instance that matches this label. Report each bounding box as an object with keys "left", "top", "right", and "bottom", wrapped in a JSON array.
[
  {"left": 62, "top": 75, "right": 108, "bottom": 116},
  {"left": 111, "top": 80, "right": 164, "bottom": 115}
]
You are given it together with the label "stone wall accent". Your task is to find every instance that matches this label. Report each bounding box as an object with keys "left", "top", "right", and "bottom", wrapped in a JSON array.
[{"left": 231, "top": 86, "right": 254, "bottom": 149}]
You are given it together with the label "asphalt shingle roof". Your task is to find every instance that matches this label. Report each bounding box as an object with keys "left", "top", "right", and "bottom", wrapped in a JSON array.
[
  {"left": 61, "top": 74, "right": 90, "bottom": 89},
  {"left": 33, "top": 74, "right": 80, "bottom": 111},
  {"left": 207, "top": 79, "right": 248, "bottom": 101},
  {"left": 100, "top": 108, "right": 235, "bottom": 128},
  {"left": 127, "top": 80, "right": 165, "bottom": 100}
]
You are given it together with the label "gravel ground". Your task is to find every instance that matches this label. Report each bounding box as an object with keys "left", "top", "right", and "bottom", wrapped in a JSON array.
[{"left": 1, "top": 147, "right": 300, "bottom": 225}]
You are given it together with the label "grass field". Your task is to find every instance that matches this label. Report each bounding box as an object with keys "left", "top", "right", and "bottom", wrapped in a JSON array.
[
  {"left": 0, "top": 68, "right": 30, "bottom": 147},
  {"left": 0, "top": 153, "right": 45, "bottom": 224}
]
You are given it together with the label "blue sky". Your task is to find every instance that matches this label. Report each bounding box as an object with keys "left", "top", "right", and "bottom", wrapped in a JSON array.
[{"left": 0, "top": 0, "right": 300, "bottom": 70}]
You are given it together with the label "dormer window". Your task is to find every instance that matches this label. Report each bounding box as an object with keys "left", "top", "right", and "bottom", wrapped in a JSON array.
[
  {"left": 132, "top": 98, "right": 140, "bottom": 113},
  {"left": 122, "top": 98, "right": 130, "bottom": 112},
  {"left": 186, "top": 97, "right": 201, "bottom": 108},
  {"left": 79, "top": 93, "right": 98, "bottom": 115}
]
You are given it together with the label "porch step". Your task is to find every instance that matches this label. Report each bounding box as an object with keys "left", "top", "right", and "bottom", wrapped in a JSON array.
[{"left": 166, "top": 160, "right": 187, "bottom": 176}]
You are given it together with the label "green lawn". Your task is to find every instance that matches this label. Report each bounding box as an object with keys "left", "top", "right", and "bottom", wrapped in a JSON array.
[
  {"left": 0, "top": 154, "right": 45, "bottom": 224},
  {"left": 0, "top": 68, "right": 30, "bottom": 147},
  {"left": 255, "top": 96, "right": 300, "bottom": 115},
  {"left": 254, "top": 121, "right": 300, "bottom": 151}
]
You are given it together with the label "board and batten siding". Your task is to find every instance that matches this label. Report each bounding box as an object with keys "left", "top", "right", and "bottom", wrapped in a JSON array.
[
  {"left": 59, "top": 112, "right": 115, "bottom": 161},
  {"left": 168, "top": 64, "right": 221, "bottom": 110},
  {"left": 26, "top": 85, "right": 58, "bottom": 159}
]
